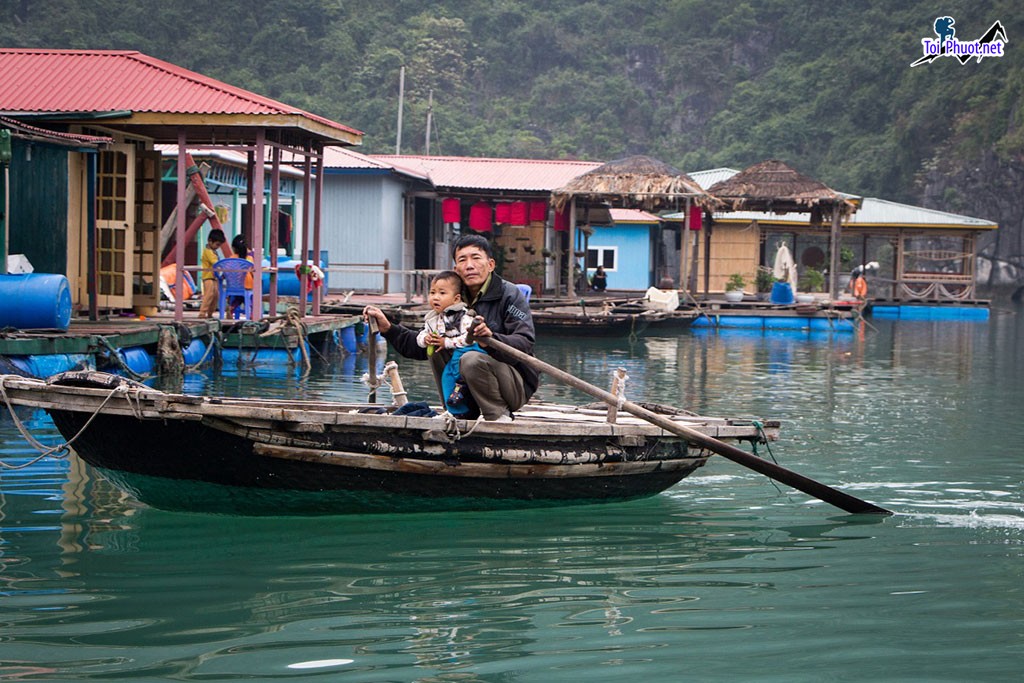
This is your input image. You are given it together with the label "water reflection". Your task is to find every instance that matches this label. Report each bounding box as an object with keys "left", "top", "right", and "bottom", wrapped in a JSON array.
[{"left": 1, "top": 312, "right": 1021, "bottom": 680}]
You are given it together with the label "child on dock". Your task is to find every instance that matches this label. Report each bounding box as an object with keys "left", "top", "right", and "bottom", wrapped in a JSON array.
[
  {"left": 417, "top": 271, "right": 481, "bottom": 414},
  {"left": 228, "top": 234, "right": 255, "bottom": 318},
  {"left": 198, "top": 229, "right": 226, "bottom": 318}
]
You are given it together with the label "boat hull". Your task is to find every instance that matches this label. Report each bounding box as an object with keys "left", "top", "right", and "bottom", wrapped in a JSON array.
[
  {"left": 48, "top": 408, "right": 703, "bottom": 515},
  {"left": 1, "top": 371, "right": 777, "bottom": 516}
]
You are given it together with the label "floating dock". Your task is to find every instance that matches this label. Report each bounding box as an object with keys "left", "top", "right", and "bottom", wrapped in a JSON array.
[{"left": 0, "top": 313, "right": 364, "bottom": 379}]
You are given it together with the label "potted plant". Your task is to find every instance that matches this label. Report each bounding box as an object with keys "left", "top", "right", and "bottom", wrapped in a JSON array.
[
  {"left": 797, "top": 267, "right": 824, "bottom": 303},
  {"left": 755, "top": 268, "right": 776, "bottom": 301},
  {"left": 724, "top": 273, "right": 746, "bottom": 302}
]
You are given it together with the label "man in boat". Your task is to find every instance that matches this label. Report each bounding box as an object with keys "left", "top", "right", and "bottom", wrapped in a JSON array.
[{"left": 364, "top": 234, "right": 539, "bottom": 422}]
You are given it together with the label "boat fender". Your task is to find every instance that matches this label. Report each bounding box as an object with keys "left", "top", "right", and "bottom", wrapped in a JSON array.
[{"left": 47, "top": 370, "right": 150, "bottom": 391}]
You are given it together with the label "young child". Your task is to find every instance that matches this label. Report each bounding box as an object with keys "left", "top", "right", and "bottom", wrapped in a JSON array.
[
  {"left": 228, "top": 234, "right": 254, "bottom": 318},
  {"left": 198, "top": 229, "right": 226, "bottom": 318},
  {"left": 418, "top": 270, "right": 473, "bottom": 352},
  {"left": 417, "top": 271, "right": 480, "bottom": 414}
]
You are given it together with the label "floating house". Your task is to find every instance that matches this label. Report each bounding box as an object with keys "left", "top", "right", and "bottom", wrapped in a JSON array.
[
  {"left": 669, "top": 166, "right": 997, "bottom": 304},
  {"left": 579, "top": 208, "right": 664, "bottom": 290},
  {"left": 0, "top": 48, "right": 362, "bottom": 322},
  {"left": 316, "top": 154, "right": 601, "bottom": 295},
  {"left": 315, "top": 148, "right": 432, "bottom": 294}
]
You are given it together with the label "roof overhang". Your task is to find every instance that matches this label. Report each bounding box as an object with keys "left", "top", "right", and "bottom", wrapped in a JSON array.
[{"left": 12, "top": 111, "right": 361, "bottom": 148}]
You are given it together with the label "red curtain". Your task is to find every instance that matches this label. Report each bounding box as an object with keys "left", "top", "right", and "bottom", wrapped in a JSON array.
[
  {"left": 529, "top": 201, "right": 548, "bottom": 223},
  {"left": 688, "top": 204, "right": 703, "bottom": 231},
  {"left": 509, "top": 201, "right": 528, "bottom": 226},
  {"left": 441, "top": 197, "right": 461, "bottom": 223},
  {"left": 554, "top": 207, "right": 570, "bottom": 232},
  {"left": 469, "top": 202, "right": 493, "bottom": 232}
]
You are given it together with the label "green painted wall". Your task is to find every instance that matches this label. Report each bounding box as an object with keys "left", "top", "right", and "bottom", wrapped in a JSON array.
[{"left": 8, "top": 138, "right": 69, "bottom": 274}]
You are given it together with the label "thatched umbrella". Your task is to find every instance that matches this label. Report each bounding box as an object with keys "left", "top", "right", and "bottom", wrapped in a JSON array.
[
  {"left": 551, "top": 154, "right": 714, "bottom": 212},
  {"left": 551, "top": 155, "right": 717, "bottom": 296},
  {"left": 707, "top": 159, "right": 858, "bottom": 295}
]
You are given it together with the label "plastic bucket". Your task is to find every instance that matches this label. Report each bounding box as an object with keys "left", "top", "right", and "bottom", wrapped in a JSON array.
[
  {"left": 0, "top": 273, "right": 73, "bottom": 330},
  {"left": 769, "top": 282, "right": 795, "bottom": 305}
]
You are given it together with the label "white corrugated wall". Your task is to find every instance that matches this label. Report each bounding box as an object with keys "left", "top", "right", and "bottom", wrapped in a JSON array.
[{"left": 318, "top": 174, "right": 408, "bottom": 293}]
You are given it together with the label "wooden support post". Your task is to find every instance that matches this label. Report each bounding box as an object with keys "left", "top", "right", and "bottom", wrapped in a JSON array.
[
  {"left": 384, "top": 361, "right": 408, "bottom": 406},
  {"left": 298, "top": 146, "right": 312, "bottom": 317},
  {"left": 251, "top": 132, "right": 266, "bottom": 321},
  {"left": 269, "top": 145, "right": 281, "bottom": 318},
  {"left": 312, "top": 145, "right": 324, "bottom": 316},
  {"left": 828, "top": 205, "right": 842, "bottom": 297},
  {"left": 607, "top": 368, "right": 628, "bottom": 423},
  {"left": 174, "top": 130, "right": 187, "bottom": 322}
]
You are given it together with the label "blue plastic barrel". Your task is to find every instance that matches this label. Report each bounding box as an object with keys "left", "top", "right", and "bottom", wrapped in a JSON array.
[
  {"left": 769, "top": 281, "right": 795, "bottom": 305},
  {"left": 119, "top": 347, "right": 154, "bottom": 375},
  {"left": 0, "top": 273, "right": 73, "bottom": 330}
]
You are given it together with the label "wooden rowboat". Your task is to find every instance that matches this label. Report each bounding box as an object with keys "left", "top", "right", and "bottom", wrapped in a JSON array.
[{"left": 0, "top": 371, "right": 779, "bottom": 515}]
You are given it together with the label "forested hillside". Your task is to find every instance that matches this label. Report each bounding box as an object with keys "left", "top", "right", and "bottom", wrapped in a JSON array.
[{"left": 3, "top": 0, "right": 1022, "bottom": 294}]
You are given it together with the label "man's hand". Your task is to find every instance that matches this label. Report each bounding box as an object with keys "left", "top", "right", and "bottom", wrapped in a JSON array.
[
  {"left": 471, "top": 315, "right": 492, "bottom": 340},
  {"left": 362, "top": 306, "right": 392, "bottom": 334}
]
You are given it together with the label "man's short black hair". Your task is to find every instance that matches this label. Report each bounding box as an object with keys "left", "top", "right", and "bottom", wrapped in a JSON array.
[
  {"left": 451, "top": 233, "right": 493, "bottom": 260},
  {"left": 208, "top": 229, "right": 226, "bottom": 244}
]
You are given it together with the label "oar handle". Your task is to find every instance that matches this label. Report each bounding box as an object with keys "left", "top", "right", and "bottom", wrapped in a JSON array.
[
  {"left": 481, "top": 336, "right": 891, "bottom": 516},
  {"left": 366, "top": 318, "right": 380, "bottom": 402}
]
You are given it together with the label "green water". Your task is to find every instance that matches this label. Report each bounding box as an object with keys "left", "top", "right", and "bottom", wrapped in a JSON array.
[{"left": 2, "top": 310, "right": 1022, "bottom": 681}]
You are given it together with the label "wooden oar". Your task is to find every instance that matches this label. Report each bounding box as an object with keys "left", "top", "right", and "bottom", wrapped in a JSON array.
[
  {"left": 366, "top": 319, "right": 380, "bottom": 403},
  {"left": 480, "top": 336, "right": 892, "bottom": 515}
]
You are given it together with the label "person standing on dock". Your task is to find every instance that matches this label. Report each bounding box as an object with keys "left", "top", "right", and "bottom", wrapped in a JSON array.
[
  {"left": 198, "top": 229, "right": 226, "bottom": 318},
  {"left": 228, "top": 234, "right": 255, "bottom": 318},
  {"left": 364, "top": 234, "right": 539, "bottom": 422}
]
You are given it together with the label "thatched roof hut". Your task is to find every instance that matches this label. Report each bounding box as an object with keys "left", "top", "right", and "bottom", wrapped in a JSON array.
[
  {"left": 708, "top": 160, "right": 859, "bottom": 295},
  {"left": 706, "top": 159, "right": 855, "bottom": 217},
  {"left": 551, "top": 155, "right": 715, "bottom": 212}
]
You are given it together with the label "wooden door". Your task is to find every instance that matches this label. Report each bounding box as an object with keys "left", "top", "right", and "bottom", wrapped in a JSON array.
[
  {"left": 95, "top": 144, "right": 135, "bottom": 309},
  {"left": 132, "top": 150, "right": 161, "bottom": 309}
]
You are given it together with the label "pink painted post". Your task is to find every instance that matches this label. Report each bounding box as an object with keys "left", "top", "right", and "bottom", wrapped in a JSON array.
[
  {"left": 251, "top": 131, "right": 266, "bottom": 320},
  {"left": 174, "top": 130, "right": 187, "bottom": 322},
  {"left": 299, "top": 147, "right": 312, "bottom": 317},
  {"left": 268, "top": 145, "right": 281, "bottom": 317},
  {"left": 312, "top": 145, "right": 324, "bottom": 316}
]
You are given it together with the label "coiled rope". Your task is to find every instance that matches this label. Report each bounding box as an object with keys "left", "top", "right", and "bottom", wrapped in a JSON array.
[{"left": 285, "top": 307, "right": 311, "bottom": 376}]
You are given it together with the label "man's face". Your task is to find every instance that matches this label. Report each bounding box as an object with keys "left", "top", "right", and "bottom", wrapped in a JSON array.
[{"left": 453, "top": 245, "right": 495, "bottom": 289}]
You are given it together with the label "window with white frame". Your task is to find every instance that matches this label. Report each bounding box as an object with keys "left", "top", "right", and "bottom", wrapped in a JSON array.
[{"left": 586, "top": 246, "right": 617, "bottom": 271}]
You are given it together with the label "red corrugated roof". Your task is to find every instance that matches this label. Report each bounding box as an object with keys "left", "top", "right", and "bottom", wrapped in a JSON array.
[
  {"left": 0, "top": 48, "right": 361, "bottom": 137},
  {"left": 371, "top": 155, "right": 602, "bottom": 192}
]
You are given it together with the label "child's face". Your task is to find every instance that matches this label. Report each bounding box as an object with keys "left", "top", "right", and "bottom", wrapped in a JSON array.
[{"left": 428, "top": 279, "right": 461, "bottom": 313}]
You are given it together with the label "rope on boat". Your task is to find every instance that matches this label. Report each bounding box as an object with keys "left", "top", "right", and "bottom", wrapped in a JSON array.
[
  {"left": 360, "top": 360, "right": 408, "bottom": 406},
  {"left": 285, "top": 307, "right": 311, "bottom": 376},
  {"left": 0, "top": 377, "right": 131, "bottom": 469},
  {"left": 750, "top": 421, "right": 778, "bottom": 464},
  {"left": 441, "top": 411, "right": 484, "bottom": 440}
]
